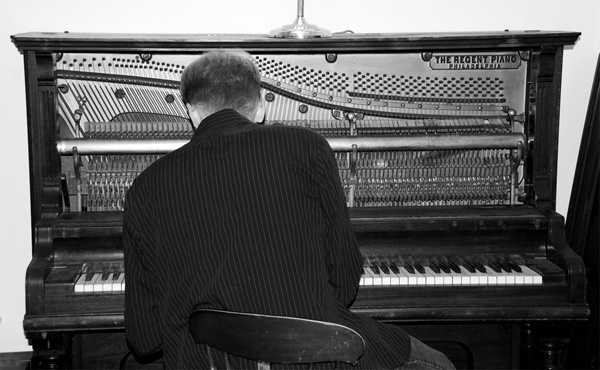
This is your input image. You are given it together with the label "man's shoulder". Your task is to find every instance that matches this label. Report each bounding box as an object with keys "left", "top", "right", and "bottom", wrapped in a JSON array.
[{"left": 128, "top": 150, "right": 173, "bottom": 189}]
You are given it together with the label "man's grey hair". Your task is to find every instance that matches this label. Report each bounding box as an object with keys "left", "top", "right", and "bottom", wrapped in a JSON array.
[{"left": 180, "top": 50, "right": 262, "bottom": 118}]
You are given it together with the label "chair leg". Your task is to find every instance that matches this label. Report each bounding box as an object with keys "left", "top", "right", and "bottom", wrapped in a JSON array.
[
  {"left": 224, "top": 352, "right": 232, "bottom": 370},
  {"left": 257, "top": 360, "right": 270, "bottom": 370},
  {"left": 205, "top": 345, "right": 216, "bottom": 370}
]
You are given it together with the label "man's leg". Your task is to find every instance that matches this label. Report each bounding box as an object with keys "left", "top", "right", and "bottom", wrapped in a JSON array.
[{"left": 395, "top": 336, "right": 456, "bottom": 370}]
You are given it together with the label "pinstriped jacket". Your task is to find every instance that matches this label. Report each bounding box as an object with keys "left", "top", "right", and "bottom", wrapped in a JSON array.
[{"left": 124, "top": 109, "right": 410, "bottom": 369}]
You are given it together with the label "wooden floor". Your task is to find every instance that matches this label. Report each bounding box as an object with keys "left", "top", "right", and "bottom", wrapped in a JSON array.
[{"left": 0, "top": 352, "right": 31, "bottom": 370}]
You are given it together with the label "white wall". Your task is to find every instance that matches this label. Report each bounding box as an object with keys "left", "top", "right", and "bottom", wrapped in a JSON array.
[{"left": 1, "top": 0, "right": 599, "bottom": 353}]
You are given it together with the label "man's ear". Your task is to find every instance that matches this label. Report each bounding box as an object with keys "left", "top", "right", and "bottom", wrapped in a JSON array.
[
  {"left": 186, "top": 103, "right": 203, "bottom": 128},
  {"left": 254, "top": 99, "right": 265, "bottom": 123}
]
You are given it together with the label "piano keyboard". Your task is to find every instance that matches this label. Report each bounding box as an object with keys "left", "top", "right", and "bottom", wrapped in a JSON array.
[
  {"left": 360, "top": 261, "right": 542, "bottom": 286},
  {"left": 74, "top": 272, "right": 125, "bottom": 293},
  {"left": 72, "top": 259, "right": 542, "bottom": 294}
]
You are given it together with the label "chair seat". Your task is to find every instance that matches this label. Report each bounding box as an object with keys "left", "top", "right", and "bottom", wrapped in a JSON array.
[{"left": 189, "top": 309, "right": 365, "bottom": 368}]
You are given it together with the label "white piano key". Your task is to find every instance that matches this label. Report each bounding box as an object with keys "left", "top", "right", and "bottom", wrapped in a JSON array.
[
  {"left": 377, "top": 266, "right": 396, "bottom": 286},
  {"left": 110, "top": 272, "right": 120, "bottom": 291},
  {"left": 460, "top": 266, "right": 479, "bottom": 285},
  {"left": 439, "top": 270, "right": 453, "bottom": 285},
  {"left": 444, "top": 262, "right": 467, "bottom": 285},
  {"left": 501, "top": 269, "right": 519, "bottom": 285},
  {"left": 393, "top": 267, "right": 410, "bottom": 286},
  {"left": 520, "top": 265, "right": 543, "bottom": 284},
  {"left": 413, "top": 269, "right": 427, "bottom": 285},
  {"left": 426, "top": 266, "right": 445, "bottom": 285},
  {"left": 514, "top": 270, "right": 525, "bottom": 285},
  {"left": 93, "top": 273, "right": 105, "bottom": 292},
  {"left": 487, "top": 266, "right": 507, "bottom": 284},
  {"left": 504, "top": 269, "right": 517, "bottom": 285},
  {"left": 85, "top": 273, "right": 101, "bottom": 292},
  {"left": 459, "top": 269, "right": 471, "bottom": 285},
  {"left": 400, "top": 267, "right": 418, "bottom": 285},
  {"left": 361, "top": 267, "right": 375, "bottom": 286},
  {"left": 475, "top": 270, "right": 489, "bottom": 285},
  {"left": 422, "top": 266, "right": 437, "bottom": 285},
  {"left": 102, "top": 272, "right": 115, "bottom": 292},
  {"left": 113, "top": 273, "right": 125, "bottom": 291},
  {"left": 368, "top": 267, "right": 383, "bottom": 286},
  {"left": 482, "top": 266, "right": 498, "bottom": 285},
  {"left": 74, "top": 273, "right": 87, "bottom": 293},
  {"left": 447, "top": 269, "right": 463, "bottom": 285},
  {"left": 497, "top": 270, "right": 511, "bottom": 285},
  {"left": 506, "top": 274, "right": 515, "bottom": 284},
  {"left": 518, "top": 266, "right": 534, "bottom": 285},
  {"left": 386, "top": 267, "right": 401, "bottom": 286}
]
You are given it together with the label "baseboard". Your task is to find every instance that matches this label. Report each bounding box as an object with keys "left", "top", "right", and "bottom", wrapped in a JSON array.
[{"left": 0, "top": 352, "right": 32, "bottom": 370}]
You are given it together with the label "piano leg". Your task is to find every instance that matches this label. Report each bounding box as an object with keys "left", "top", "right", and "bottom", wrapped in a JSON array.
[
  {"left": 538, "top": 338, "right": 570, "bottom": 370},
  {"left": 519, "top": 322, "right": 571, "bottom": 370},
  {"left": 519, "top": 323, "right": 537, "bottom": 369},
  {"left": 29, "top": 333, "right": 73, "bottom": 369},
  {"left": 26, "top": 330, "right": 163, "bottom": 369}
]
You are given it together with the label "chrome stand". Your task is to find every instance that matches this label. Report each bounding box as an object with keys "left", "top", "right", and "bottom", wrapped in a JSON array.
[{"left": 269, "top": 0, "right": 332, "bottom": 38}]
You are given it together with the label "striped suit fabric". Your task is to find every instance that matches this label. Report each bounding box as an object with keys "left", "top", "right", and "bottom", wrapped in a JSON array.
[{"left": 124, "top": 109, "right": 410, "bottom": 369}]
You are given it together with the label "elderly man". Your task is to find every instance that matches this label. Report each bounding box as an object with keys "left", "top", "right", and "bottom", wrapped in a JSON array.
[{"left": 124, "top": 50, "right": 454, "bottom": 370}]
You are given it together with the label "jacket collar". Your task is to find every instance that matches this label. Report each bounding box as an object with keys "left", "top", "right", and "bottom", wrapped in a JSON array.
[{"left": 190, "top": 109, "right": 257, "bottom": 145}]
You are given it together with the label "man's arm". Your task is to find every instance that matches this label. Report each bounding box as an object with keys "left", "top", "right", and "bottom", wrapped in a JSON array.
[
  {"left": 315, "top": 138, "right": 363, "bottom": 306},
  {"left": 123, "top": 186, "right": 163, "bottom": 357}
]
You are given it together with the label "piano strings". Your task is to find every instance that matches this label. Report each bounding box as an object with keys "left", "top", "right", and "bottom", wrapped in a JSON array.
[{"left": 56, "top": 51, "right": 525, "bottom": 212}]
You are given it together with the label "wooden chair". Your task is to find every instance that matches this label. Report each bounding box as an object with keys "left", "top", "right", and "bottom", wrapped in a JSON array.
[{"left": 189, "top": 309, "right": 365, "bottom": 370}]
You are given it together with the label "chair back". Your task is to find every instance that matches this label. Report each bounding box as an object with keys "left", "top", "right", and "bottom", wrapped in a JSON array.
[{"left": 189, "top": 309, "right": 365, "bottom": 369}]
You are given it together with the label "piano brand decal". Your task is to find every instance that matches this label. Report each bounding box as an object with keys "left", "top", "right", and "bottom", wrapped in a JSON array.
[{"left": 429, "top": 53, "right": 521, "bottom": 70}]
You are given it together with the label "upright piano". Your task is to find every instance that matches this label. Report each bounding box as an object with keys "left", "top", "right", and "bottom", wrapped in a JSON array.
[{"left": 11, "top": 31, "right": 589, "bottom": 369}]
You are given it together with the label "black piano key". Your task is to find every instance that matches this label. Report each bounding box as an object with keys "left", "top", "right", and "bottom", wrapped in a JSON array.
[
  {"left": 429, "top": 263, "right": 441, "bottom": 274},
  {"left": 85, "top": 273, "right": 94, "bottom": 281},
  {"left": 463, "top": 261, "right": 477, "bottom": 273},
  {"left": 389, "top": 263, "right": 400, "bottom": 274},
  {"left": 507, "top": 261, "right": 522, "bottom": 273},
  {"left": 488, "top": 262, "right": 503, "bottom": 273},
  {"left": 414, "top": 263, "right": 426, "bottom": 274},
  {"left": 404, "top": 262, "right": 415, "bottom": 274},
  {"left": 448, "top": 260, "right": 462, "bottom": 274},
  {"left": 473, "top": 261, "right": 487, "bottom": 273},
  {"left": 497, "top": 261, "right": 512, "bottom": 273},
  {"left": 438, "top": 261, "right": 451, "bottom": 274},
  {"left": 379, "top": 263, "right": 390, "bottom": 274},
  {"left": 370, "top": 265, "right": 381, "bottom": 275}
]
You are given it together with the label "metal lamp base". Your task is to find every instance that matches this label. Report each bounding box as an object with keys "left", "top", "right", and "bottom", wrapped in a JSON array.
[{"left": 269, "top": 15, "right": 332, "bottom": 39}]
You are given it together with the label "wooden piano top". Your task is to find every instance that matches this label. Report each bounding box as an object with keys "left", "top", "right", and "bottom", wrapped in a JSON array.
[{"left": 11, "top": 30, "right": 580, "bottom": 53}]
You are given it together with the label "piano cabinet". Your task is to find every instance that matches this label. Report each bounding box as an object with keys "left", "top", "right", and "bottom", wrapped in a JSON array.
[{"left": 11, "top": 31, "right": 589, "bottom": 369}]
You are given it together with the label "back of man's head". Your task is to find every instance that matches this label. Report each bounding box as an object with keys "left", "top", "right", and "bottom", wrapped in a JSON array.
[{"left": 181, "top": 50, "right": 262, "bottom": 118}]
